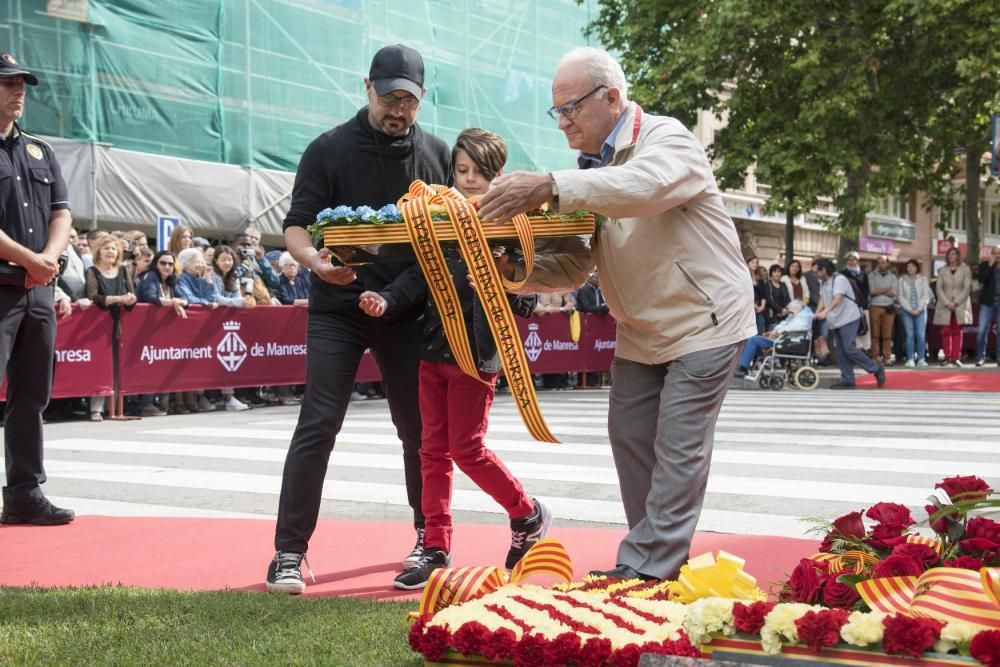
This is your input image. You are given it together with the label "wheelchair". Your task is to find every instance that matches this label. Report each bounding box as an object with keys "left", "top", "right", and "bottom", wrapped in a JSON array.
[{"left": 745, "top": 329, "right": 820, "bottom": 391}]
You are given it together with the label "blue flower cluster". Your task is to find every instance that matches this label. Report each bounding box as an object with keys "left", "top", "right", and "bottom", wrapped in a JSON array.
[{"left": 315, "top": 203, "right": 401, "bottom": 225}]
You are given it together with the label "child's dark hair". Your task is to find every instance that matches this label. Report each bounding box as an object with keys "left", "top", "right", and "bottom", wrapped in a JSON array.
[{"left": 452, "top": 128, "right": 507, "bottom": 182}]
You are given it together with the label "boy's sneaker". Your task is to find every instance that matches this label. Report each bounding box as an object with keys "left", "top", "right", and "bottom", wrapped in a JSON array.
[
  {"left": 505, "top": 498, "right": 552, "bottom": 570},
  {"left": 393, "top": 548, "right": 450, "bottom": 590},
  {"left": 265, "top": 551, "right": 313, "bottom": 594},
  {"left": 197, "top": 396, "right": 216, "bottom": 412},
  {"left": 976, "top": 358, "right": 986, "bottom": 367},
  {"left": 904, "top": 359, "right": 916, "bottom": 368},
  {"left": 917, "top": 359, "right": 929, "bottom": 368},
  {"left": 402, "top": 528, "right": 425, "bottom": 568}
]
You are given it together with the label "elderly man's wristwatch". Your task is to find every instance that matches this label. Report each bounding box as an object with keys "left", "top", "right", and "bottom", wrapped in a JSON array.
[{"left": 549, "top": 174, "right": 560, "bottom": 212}]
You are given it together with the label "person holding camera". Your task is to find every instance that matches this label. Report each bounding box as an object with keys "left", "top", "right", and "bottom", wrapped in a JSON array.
[
  {"left": 867, "top": 255, "right": 898, "bottom": 364},
  {"left": 236, "top": 227, "right": 281, "bottom": 292},
  {"left": 0, "top": 52, "right": 76, "bottom": 525}
]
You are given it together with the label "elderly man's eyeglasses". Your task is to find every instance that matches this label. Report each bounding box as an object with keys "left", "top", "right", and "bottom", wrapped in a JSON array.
[
  {"left": 376, "top": 93, "right": 420, "bottom": 111},
  {"left": 547, "top": 85, "right": 607, "bottom": 121}
]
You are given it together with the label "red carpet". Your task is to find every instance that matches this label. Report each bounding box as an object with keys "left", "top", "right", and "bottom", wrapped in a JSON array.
[
  {"left": 0, "top": 517, "right": 815, "bottom": 598},
  {"left": 855, "top": 370, "right": 1000, "bottom": 391}
]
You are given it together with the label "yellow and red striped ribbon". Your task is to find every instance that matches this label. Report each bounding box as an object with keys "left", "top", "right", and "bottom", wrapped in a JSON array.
[
  {"left": 400, "top": 184, "right": 482, "bottom": 382},
  {"left": 831, "top": 550, "right": 881, "bottom": 574},
  {"left": 418, "top": 539, "right": 572, "bottom": 616},
  {"left": 981, "top": 567, "right": 1000, "bottom": 610},
  {"left": 400, "top": 180, "right": 558, "bottom": 443},
  {"left": 905, "top": 534, "right": 943, "bottom": 556},
  {"left": 510, "top": 538, "right": 574, "bottom": 583},
  {"left": 858, "top": 567, "right": 1000, "bottom": 630}
]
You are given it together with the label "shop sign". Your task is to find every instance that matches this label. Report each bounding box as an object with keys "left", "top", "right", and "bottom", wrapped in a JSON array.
[
  {"left": 868, "top": 218, "right": 916, "bottom": 241},
  {"left": 859, "top": 237, "right": 894, "bottom": 255}
]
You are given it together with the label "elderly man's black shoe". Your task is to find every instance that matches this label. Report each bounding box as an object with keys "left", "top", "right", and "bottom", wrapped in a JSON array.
[
  {"left": 0, "top": 496, "right": 75, "bottom": 525},
  {"left": 589, "top": 564, "right": 658, "bottom": 581}
]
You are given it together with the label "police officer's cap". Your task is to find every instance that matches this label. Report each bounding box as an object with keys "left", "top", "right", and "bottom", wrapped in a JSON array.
[
  {"left": 369, "top": 45, "right": 423, "bottom": 99},
  {"left": 0, "top": 52, "right": 38, "bottom": 86}
]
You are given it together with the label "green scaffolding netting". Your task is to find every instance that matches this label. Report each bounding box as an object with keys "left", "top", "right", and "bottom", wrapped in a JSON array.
[{"left": 3, "top": 0, "right": 596, "bottom": 174}]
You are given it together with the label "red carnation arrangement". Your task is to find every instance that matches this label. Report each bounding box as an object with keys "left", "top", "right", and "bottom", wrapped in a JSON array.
[
  {"left": 881, "top": 615, "right": 944, "bottom": 658},
  {"left": 971, "top": 629, "right": 1000, "bottom": 667},
  {"left": 794, "top": 609, "right": 850, "bottom": 652},
  {"left": 733, "top": 601, "right": 775, "bottom": 634}
]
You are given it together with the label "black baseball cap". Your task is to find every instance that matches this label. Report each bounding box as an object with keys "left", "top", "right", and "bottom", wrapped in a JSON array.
[
  {"left": 0, "top": 52, "right": 38, "bottom": 86},
  {"left": 369, "top": 45, "right": 424, "bottom": 99}
]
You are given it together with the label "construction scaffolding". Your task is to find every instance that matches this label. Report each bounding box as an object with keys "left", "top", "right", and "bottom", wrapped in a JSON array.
[{"left": 1, "top": 1, "right": 596, "bottom": 234}]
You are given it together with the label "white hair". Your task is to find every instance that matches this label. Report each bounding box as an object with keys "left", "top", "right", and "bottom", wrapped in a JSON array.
[
  {"left": 278, "top": 251, "right": 297, "bottom": 268},
  {"left": 557, "top": 47, "right": 629, "bottom": 105},
  {"left": 177, "top": 247, "right": 203, "bottom": 271}
]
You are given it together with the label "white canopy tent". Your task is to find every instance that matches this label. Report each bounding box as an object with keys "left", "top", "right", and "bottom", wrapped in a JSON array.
[{"left": 46, "top": 137, "right": 295, "bottom": 244}]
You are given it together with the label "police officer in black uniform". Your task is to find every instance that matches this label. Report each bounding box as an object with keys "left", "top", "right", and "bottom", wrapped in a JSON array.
[{"left": 0, "top": 52, "right": 75, "bottom": 525}]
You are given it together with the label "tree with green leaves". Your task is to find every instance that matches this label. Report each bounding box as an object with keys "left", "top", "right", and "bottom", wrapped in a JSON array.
[
  {"left": 585, "top": 0, "right": 999, "bottom": 262},
  {"left": 900, "top": 0, "right": 1000, "bottom": 266}
]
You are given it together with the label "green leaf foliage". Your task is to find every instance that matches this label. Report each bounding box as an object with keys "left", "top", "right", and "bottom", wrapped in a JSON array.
[{"left": 585, "top": 0, "right": 1000, "bottom": 237}]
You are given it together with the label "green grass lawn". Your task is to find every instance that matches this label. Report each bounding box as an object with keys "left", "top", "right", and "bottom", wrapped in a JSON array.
[{"left": 0, "top": 586, "right": 423, "bottom": 666}]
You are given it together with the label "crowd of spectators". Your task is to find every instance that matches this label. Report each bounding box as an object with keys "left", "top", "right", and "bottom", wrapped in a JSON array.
[
  {"left": 743, "top": 245, "right": 1000, "bottom": 371},
  {"left": 39, "top": 225, "right": 617, "bottom": 422},
  {"left": 44, "top": 224, "right": 314, "bottom": 422},
  {"left": 27, "top": 228, "right": 1000, "bottom": 423}
]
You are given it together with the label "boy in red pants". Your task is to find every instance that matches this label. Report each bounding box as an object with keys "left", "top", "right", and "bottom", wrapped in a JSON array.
[{"left": 360, "top": 128, "right": 551, "bottom": 590}]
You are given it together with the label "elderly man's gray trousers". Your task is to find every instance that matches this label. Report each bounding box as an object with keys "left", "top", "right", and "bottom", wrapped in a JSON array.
[{"left": 607, "top": 341, "right": 741, "bottom": 580}]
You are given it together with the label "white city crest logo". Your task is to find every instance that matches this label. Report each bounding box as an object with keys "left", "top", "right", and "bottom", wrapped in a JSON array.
[
  {"left": 524, "top": 323, "right": 543, "bottom": 362},
  {"left": 217, "top": 321, "right": 248, "bottom": 372}
]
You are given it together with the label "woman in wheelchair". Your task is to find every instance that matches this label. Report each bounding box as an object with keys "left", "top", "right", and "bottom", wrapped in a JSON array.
[{"left": 735, "top": 300, "right": 814, "bottom": 378}]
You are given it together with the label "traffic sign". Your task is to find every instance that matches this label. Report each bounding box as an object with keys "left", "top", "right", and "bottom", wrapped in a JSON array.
[{"left": 156, "top": 215, "right": 180, "bottom": 252}]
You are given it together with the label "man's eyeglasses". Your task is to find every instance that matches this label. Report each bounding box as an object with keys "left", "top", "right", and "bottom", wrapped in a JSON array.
[
  {"left": 547, "top": 85, "right": 607, "bottom": 121},
  {"left": 375, "top": 93, "right": 420, "bottom": 111}
]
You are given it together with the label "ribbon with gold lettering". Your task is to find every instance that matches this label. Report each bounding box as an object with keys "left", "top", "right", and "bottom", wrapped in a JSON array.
[
  {"left": 399, "top": 180, "right": 558, "bottom": 443},
  {"left": 417, "top": 539, "right": 573, "bottom": 617}
]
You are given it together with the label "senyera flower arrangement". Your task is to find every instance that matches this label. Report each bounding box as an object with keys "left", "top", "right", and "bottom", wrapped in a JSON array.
[
  {"left": 407, "top": 477, "right": 1000, "bottom": 666},
  {"left": 407, "top": 585, "right": 1000, "bottom": 665}
]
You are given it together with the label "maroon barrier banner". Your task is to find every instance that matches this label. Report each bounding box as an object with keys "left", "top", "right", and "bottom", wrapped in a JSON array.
[
  {"left": 516, "top": 312, "right": 617, "bottom": 373},
  {"left": 118, "top": 304, "right": 381, "bottom": 394},
  {"left": 356, "top": 313, "right": 617, "bottom": 380},
  {"left": 0, "top": 305, "right": 115, "bottom": 400},
  {"left": 119, "top": 304, "right": 307, "bottom": 394}
]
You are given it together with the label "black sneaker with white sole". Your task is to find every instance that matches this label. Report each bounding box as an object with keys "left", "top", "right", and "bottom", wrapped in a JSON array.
[
  {"left": 393, "top": 548, "right": 450, "bottom": 590},
  {"left": 402, "top": 528, "right": 425, "bottom": 568},
  {"left": 265, "top": 551, "right": 314, "bottom": 594},
  {"left": 505, "top": 498, "right": 552, "bottom": 570}
]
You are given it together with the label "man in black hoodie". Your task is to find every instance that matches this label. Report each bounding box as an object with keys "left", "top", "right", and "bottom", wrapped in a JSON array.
[{"left": 267, "top": 45, "right": 451, "bottom": 594}]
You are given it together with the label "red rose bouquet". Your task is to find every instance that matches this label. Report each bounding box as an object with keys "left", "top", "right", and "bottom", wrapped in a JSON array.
[{"left": 783, "top": 475, "right": 999, "bottom": 611}]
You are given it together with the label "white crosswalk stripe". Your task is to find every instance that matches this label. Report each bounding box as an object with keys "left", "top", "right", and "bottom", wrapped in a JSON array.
[{"left": 19, "top": 388, "right": 1000, "bottom": 538}]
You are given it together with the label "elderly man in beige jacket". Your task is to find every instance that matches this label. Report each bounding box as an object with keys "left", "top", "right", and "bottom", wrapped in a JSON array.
[{"left": 479, "top": 47, "right": 756, "bottom": 581}]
